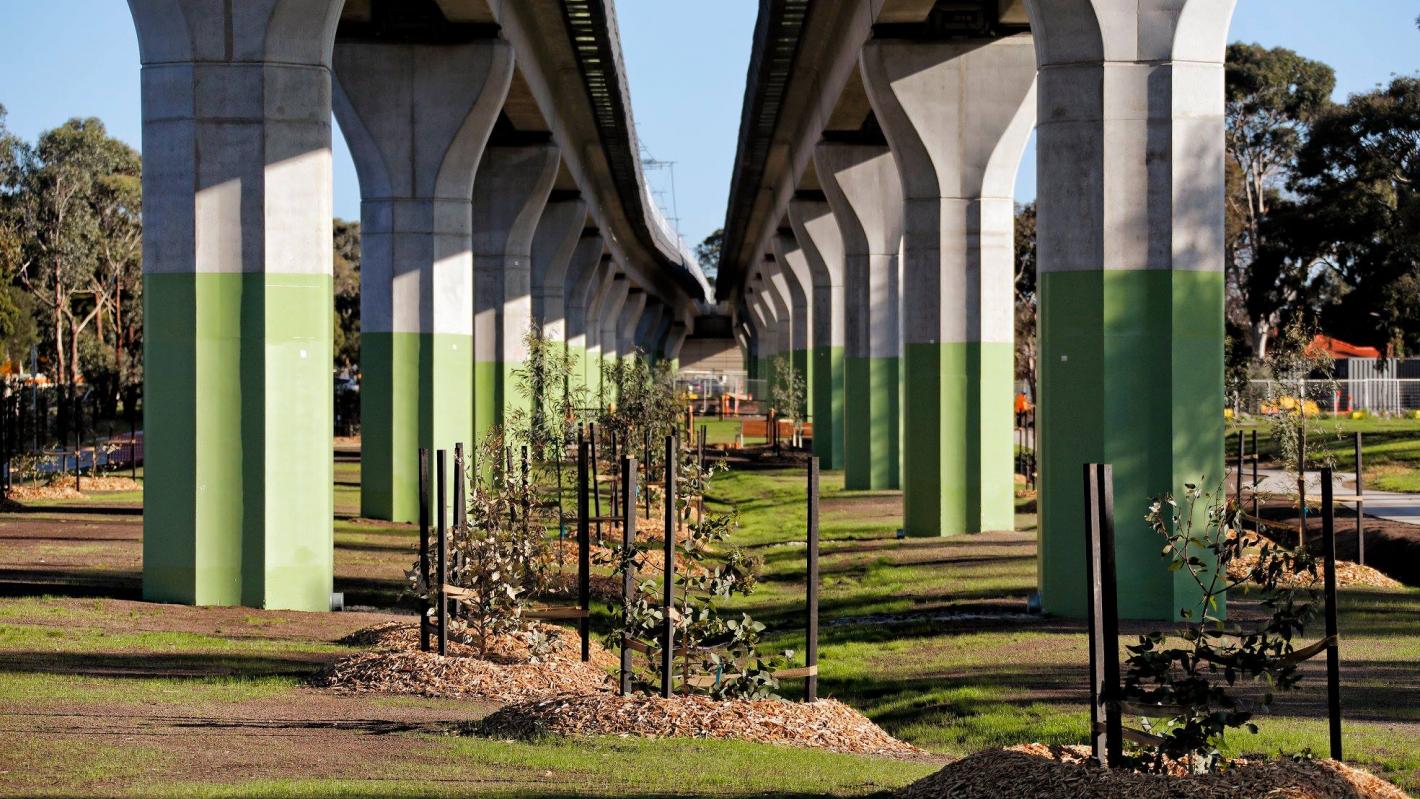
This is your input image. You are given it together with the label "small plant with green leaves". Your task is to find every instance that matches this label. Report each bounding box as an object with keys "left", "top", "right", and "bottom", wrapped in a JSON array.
[
  {"left": 405, "top": 429, "right": 556, "bottom": 660},
  {"left": 771, "top": 355, "right": 806, "bottom": 448},
  {"left": 1260, "top": 319, "right": 1340, "bottom": 530},
  {"left": 1122, "top": 482, "right": 1322, "bottom": 774},
  {"left": 599, "top": 447, "right": 788, "bottom": 699}
]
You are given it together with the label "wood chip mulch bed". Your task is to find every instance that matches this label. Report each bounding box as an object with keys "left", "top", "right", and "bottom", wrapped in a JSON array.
[
  {"left": 475, "top": 693, "right": 923, "bottom": 758},
  {"left": 5, "top": 475, "right": 142, "bottom": 501},
  {"left": 1227, "top": 550, "right": 1403, "bottom": 590},
  {"left": 900, "top": 744, "right": 1409, "bottom": 799},
  {"left": 311, "top": 621, "right": 616, "bottom": 703}
]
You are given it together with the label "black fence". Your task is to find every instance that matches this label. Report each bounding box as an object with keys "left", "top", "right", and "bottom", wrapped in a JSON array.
[{"left": 0, "top": 383, "right": 143, "bottom": 493}]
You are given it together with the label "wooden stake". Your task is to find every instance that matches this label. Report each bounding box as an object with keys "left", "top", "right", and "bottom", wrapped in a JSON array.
[
  {"left": 418, "top": 448, "right": 431, "bottom": 652},
  {"left": 806, "top": 457, "right": 820, "bottom": 703},
  {"left": 661, "top": 434, "right": 675, "bottom": 699},
  {"left": 577, "top": 439, "right": 591, "bottom": 662},
  {"left": 620, "top": 455, "right": 637, "bottom": 695},
  {"left": 1320, "top": 468, "right": 1344, "bottom": 761},
  {"left": 436, "top": 449, "right": 448, "bottom": 656},
  {"left": 1082, "top": 463, "right": 1122, "bottom": 768}
]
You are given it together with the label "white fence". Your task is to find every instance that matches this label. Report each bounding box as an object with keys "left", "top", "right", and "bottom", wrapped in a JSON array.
[{"left": 1242, "top": 378, "right": 1420, "bottom": 415}]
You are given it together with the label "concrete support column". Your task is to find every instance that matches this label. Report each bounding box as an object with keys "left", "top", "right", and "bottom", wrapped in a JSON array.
[
  {"left": 562, "top": 236, "right": 607, "bottom": 397},
  {"left": 772, "top": 231, "right": 814, "bottom": 425},
  {"left": 583, "top": 262, "right": 619, "bottom": 401},
  {"left": 746, "top": 283, "right": 778, "bottom": 392},
  {"left": 761, "top": 257, "right": 795, "bottom": 395},
  {"left": 333, "top": 38, "right": 513, "bottom": 522},
  {"left": 598, "top": 273, "right": 631, "bottom": 398},
  {"left": 862, "top": 35, "right": 1036, "bottom": 535},
  {"left": 531, "top": 197, "right": 590, "bottom": 342},
  {"left": 665, "top": 321, "right": 689, "bottom": 369},
  {"left": 635, "top": 300, "right": 665, "bottom": 358},
  {"left": 131, "top": 0, "right": 342, "bottom": 610},
  {"left": 471, "top": 145, "right": 560, "bottom": 440},
  {"left": 789, "top": 198, "right": 846, "bottom": 469},
  {"left": 815, "top": 144, "right": 904, "bottom": 490},
  {"left": 1026, "top": 0, "right": 1233, "bottom": 619},
  {"left": 617, "top": 288, "right": 648, "bottom": 361},
  {"left": 649, "top": 306, "right": 676, "bottom": 360}
]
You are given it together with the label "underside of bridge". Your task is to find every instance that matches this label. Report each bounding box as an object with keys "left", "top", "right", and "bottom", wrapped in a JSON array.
[
  {"left": 130, "top": 0, "right": 708, "bottom": 611},
  {"left": 718, "top": 0, "right": 1232, "bottom": 620}
]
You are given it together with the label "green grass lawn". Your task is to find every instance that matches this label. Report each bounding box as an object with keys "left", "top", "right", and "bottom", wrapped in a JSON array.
[
  {"left": 1228, "top": 416, "right": 1420, "bottom": 492},
  {"left": 2, "top": 453, "right": 1418, "bottom": 797}
]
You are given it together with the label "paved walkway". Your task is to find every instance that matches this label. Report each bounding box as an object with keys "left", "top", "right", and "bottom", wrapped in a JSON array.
[{"left": 1232, "top": 466, "right": 1420, "bottom": 525}]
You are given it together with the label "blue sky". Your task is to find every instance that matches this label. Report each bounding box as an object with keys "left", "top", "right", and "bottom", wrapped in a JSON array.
[{"left": 1, "top": 2, "right": 1417, "bottom": 257}]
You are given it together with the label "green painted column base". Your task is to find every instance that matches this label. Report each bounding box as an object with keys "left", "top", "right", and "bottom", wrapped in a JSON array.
[
  {"left": 143, "top": 272, "right": 333, "bottom": 611},
  {"left": 843, "top": 355, "right": 899, "bottom": 490},
  {"left": 361, "top": 332, "right": 473, "bottom": 522},
  {"left": 810, "top": 346, "right": 844, "bottom": 469},
  {"left": 1038, "top": 269, "right": 1224, "bottom": 621},
  {"left": 902, "top": 342, "right": 1014, "bottom": 536}
]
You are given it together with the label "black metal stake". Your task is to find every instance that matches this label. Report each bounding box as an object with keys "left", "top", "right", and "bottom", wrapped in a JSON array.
[
  {"left": 419, "top": 448, "right": 431, "bottom": 651},
  {"left": 1320, "top": 468, "right": 1343, "bottom": 761},
  {"left": 806, "top": 456, "right": 820, "bottom": 702},
  {"left": 436, "top": 449, "right": 448, "bottom": 656},
  {"left": 1354, "top": 431, "right": 1364, "bottom": 566},
  {"left": 129, "top": 389, "right": 138, "bottom": 480},
  {"left": 453, "top": 444, "right": 466, "bottom": 622},
  {"left": 661, "top": 434, "right": 675, "bottom": 699},
  {"left": 619, "top": 455, "right": 637, "bottom": 696},
  {"left": 1083, "top": 463, "right": 1122, "bottom": 768},
  {"left": 1298, "top": 424, "right": 1308, "bottom": 546},
  {"left": 1236, "top": 429, "right": 1245, "bottom": 508},
  {"left": 1251, "top": 429, "right": 1259, "bottom": 524},
  {"left": 577, "top": 439, "right": 591, "bottom": 662},
  {"left": 589, "top": 422, "right": 603, "bottom": 546}
]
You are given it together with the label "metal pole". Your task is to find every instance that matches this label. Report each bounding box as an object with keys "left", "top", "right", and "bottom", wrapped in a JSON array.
[
  {"left": 453, "top": 444, "right": 466, "bottom": 622},
  {"left": 74, "top": 391, "right": 82, "bottom": 492},
  {"left": 1354, "top": 431, "right": 1364, "bottom": 566},
  {"left": 620, "top": 455, "right": 637, "bottom": 695},
  {"left": 1236, "top": 430, "right": 1244, "bottom": 509},
  {"left": 806, "top": 456, "right": 820, "bottom": 702},
  {"left": 1320, "top": 468, "right": 1343, "bottom": 761},
  {"left": 419, "top": 448, "right": 431, "bottom": 651},
  {"left": 1298, "top": 423, "right": 1308, "bottom": 546},
  {"left": 1082, "top": 463, "right": 1122, "bottom": 768},
  {"left": 589, "top": 422, "right": 603, "bottom": 546},
  {"left": 436, "top": 449, "right": 448, "bottom": 656},
  {"left": 577, "top": 439, "right": 591, "bottom": 662},
  {"left": 1251, "top": 429, "right": 1259, "bottom": 523},
  {"left": 661, "top": 434, "right": 675, "bottom": 699},
  {"left": 697, "top": 424, "right": 707, "bottom": 525}
]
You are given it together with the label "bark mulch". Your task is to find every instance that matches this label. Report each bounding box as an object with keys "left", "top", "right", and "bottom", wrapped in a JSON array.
[
  {"left": 1227, "top": 549, "right": 1404, "bottom": 590},
  {"left": 5, "top": 475, "right": 141, "bottom": 502},
  {"left": 312, "top": 621, "right": 616, "bottom": 702},
  {"left": 900, "top": 744, "right": 1408, "bottom": 799},
  {"left": 475, "top": 693, "right": 923, "bottom": 758}
]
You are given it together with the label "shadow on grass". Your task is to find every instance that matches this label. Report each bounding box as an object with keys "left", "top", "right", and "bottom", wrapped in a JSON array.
[
  {"left": 0, "top": 567, "right": 141, "bottom": 600},
  {"left": 0, "top": 650, "right": 333, "bottom": 679},
  {"left": 3, "top": 503, "right": 143, "bottom": 516}
]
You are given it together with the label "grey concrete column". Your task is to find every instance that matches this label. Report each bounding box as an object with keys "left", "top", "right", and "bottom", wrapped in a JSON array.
[
  {"left": 1025, "top": 0, "right": 1234, "bottom": 619},
  {"left": 618, "top": 288, "right": 648, "bottom": 358},
  {"left": 789, "top": 197, "right": 847, "bottom": 469},
  {"left": 815, "top": 143, "right": 904, "bottom": 490},
  {"left": 531, "top": 196, "right": 590, "bottom": 341},
  {"left": 861, "top": 35, "right": 1036, "bottom": 536},
  {"left": 665, "top": 321, "right": 690, "bottom": 363},
  {"left": 635, "top": 299, "right": 665, "bottom": 357},
  {"left": 333, "top": 37, "right": 513, "bottom": 522},
  {"left": 583, "top": 261, "right": 619, "bottom": 391},
  {"left": 771, "top": 230, "right": 814, "bottom": 414},
  {"left": 471, "top": 144, "right": 561, "bottom": 439},
  {"left": 649, "top": 304, "right": 676, "bottom": 359},
  {"left": 131, "top": 0, "right": 343, "bottom": 611},
  {"left": 562, "top": 236, "right": 607, "bottom": 392},
  {"left": 598, "top": 274, "right": 631, "bottom": 402}
]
